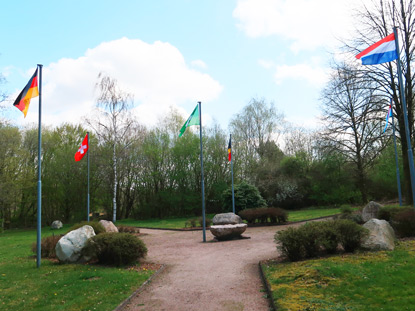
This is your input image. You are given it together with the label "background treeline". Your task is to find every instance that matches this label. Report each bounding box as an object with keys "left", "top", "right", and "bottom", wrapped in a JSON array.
[{"left": 0, "top": 97, "right": 401, "bottom": 228}]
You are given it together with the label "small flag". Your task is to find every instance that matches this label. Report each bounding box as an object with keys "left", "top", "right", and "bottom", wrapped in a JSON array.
[
  {"left": 228, "top": 136, "right": 232, "bottom": 162},
  {"left": 13, "top": 68, "right": 39, "bottom": 117},
  {"left": 383, "top": 104, "right": 393, "bottom": 133},
  {"left": 179, "top": 104, "right": 200, "bottom": 137},
  {"left": 356, "top": 33, "right": 398, "bottom": 65},
  {"left": 75, "top": 134, "right": 89, "bottom": 162}
]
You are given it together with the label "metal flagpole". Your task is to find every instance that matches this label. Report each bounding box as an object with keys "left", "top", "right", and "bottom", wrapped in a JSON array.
[
  {"left": 390, "top": 99, "right": 403, "bottom": 206},
  {"left": 36, "top": 64, "right": 43, "bottom": 268},
  {"left": 198, "top": 101, "right": 206, "bottom": 242},
  {"left": 87, "top": 132, "right": 90, "bottom": 221},
  {"left": 393, "top": 27, "right": 415, "bottom": 207},
  {"left": 230, "top": 134, "right": 235, "bottom": 214}
]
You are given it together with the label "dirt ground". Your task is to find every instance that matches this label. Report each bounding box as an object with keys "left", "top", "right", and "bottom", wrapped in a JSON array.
[{"left": 119, "top": 225, "right": 298, "bottom": 311}]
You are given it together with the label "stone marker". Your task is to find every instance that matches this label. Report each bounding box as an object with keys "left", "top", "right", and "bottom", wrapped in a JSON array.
[
  {"left": 361, "top": 201, "right": 383, "bottom": 222},
  {"left": 210, "top": 224, "right": 248, "bottom": 240},
  {"left": 361, "top": 219, "right": 396, "bottom": 251},
  {"left": 99, "top": 220, "right": 119, "bottom": 233},
  {"left": 212, "top": 212, "right": 243, "bottom": 225},
  {"left": 51, "top": 220, "right": 63, "bottom": 229},
  {"left": 55, "top": 225, "right": 95, "bottom": 263}
]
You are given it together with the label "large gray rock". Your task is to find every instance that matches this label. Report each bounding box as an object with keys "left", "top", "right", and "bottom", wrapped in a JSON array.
[
  {"left": 210, "top": 224, "right": 247, "bottom": 240},
  {"left": 55, "top": 225, "right": 95, "bottom": 263},
  {"left": 361, "top": 219, "right": 395, "bottom": 251},
  {"left": 51, "top": 220, "right": 63, "bottom": 229},
  {"left": 99, "top": 220, "right": 118, "bottom": 233},
  {"left": 362, "top": 201, "right": 383, "bottom": 222},
  {"left": 212, "top": 212, "right": 243, "bottom": 225}
]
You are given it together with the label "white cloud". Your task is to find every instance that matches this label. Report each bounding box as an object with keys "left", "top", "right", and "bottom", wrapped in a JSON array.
[
  {"left": 270, "top": 63, "right": 327, "bottom": 87},
  {"left": 17, "top": 38, "right": 222, "bottom": 127},
  {"left": 191, "top": 59, "right": 208, "bottom": 69},
  {"left": 233, "top": 0, "right": 360, "bottom": 52}
]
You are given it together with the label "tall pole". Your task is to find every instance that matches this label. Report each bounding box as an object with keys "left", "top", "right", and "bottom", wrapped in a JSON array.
[
  {"left": 230, "top": 134, "right": 235, "bottom": 214},
  {"left": 36, "top": 64, "right": 43, "bottom": 268},
  {"left": 87, "top": 132, "right": 90, "bottom": 221},
  {"left": 198, "top": 101, "right": 206, "bottom": 242},
  {"left": 390, "top": 100, "right": 403, "bottom": 206},
  {"left": 393, "top": 27, "right": 415, "bottom": 207}
]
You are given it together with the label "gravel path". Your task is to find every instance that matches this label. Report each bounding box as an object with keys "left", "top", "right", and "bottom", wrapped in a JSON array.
[{"left": 119, "top": 225, "right": 294, "bottom": 311}]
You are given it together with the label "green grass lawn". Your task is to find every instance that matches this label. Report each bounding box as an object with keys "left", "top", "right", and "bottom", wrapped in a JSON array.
[
  {"left": 0, "top": 226, "right": 156, "bottom": 311},
  {"left": 287, "top": 207, "right": 341, "bottom": 222},
  {"left": 262, "top": 239, "right": 415, "bottom": 310}
]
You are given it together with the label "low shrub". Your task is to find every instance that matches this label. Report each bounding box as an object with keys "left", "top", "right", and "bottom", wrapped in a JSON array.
[
  {"left": 317, "top": 221, "right": 339, "bottom": 254},
  {"left": 275, "top": 219, "right": 367, "bottom": 261},
  {"left": 117, "top": 225, "right": 140, "bottom": 234},
  {"left": 85, "top": 233, "right": 147, "bottom": 266},
  {"left": 335, "top": 219, "right": 368, "bottom": 252},
  {"left": 340, "top": 205, "right": 353, "bottom": 215},
  {"left": 239, "top": 207, "right": 287, "bottom": 225},
  {"left": 275, "top": 227, "right": 304, "bottom": 261},
  {"left": 31, "top": 235, "right": 62, "bottom": 258},
  {"left": 69, "top": 221, "right": 106, "bottom": 235},
  {"left": 198, "top": 217, "right": 211, "bottom": 227},
  {"left": 392, "top": 209, "right": 415, "bottom": 237}
]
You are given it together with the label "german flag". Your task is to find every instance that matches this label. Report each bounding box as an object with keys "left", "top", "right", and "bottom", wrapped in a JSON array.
[
  {"left": 13, "top": 68, "right": 39, "bottom": 117},
  {"left": 228, "top": 136, "right": 232, "bottom": 162}
]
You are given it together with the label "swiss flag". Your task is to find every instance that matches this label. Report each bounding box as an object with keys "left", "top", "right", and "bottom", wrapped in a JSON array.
[{"left": 75, "top": 134, "right": 89, "bottom": 162}]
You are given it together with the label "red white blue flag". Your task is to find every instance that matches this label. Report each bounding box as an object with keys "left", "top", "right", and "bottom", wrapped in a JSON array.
[
  {"left": 383, "top": 104, "right": 392, "bottom": 133},
  {"left": 356, "top": 33, "right": 398, "bottom": 65}
]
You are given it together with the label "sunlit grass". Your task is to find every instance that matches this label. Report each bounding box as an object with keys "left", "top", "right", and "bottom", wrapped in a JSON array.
[
  {"left": 0, "top": 227, "right": 155, "bottom": 311},
  {"left": 262, "top": 239, "right": 415, "bottom": 310}
]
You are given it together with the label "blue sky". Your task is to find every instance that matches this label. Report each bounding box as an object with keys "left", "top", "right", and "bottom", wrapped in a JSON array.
[{"left": 0, "top": 0, "right": 363, "bottom": 131}]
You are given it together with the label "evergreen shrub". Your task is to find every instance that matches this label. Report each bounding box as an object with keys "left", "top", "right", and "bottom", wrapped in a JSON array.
[
  {"left": 317, "top": 221, "right": 339, "bottom": 254},
  {"left": 299, "top": 222, "right": 321, "bottom": 258},
  {"left": 335, "top": 219, "right": 368, "bottom": 252},
  {"left": 69, "top": 221, "right": 106, "bottom": 235},
  {"left": 392, "top": 209, "right": 415, "bottom": 237},
  {"left": 222, "top": 182, "right": 266, "bottom": 213},
  {"left": 85, "top": 233, "right": 147, "bottom": 266},
  {"left": 275, "top": 227, "right": 304, "bottom": 261}
]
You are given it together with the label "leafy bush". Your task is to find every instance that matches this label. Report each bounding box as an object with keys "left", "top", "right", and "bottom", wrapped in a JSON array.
[
  {"left": 340, "top": 205, "right": 353, "bottom": 215},
  {"left": 268, "top": 207, "right": 288, "bottom": 223},
  {"left": 31, "top": 235, "right": 62, "bottom": 258},
  {"left": 222, "top": 182, "right": 266, "bottom": 213},
  {"left": 275, "top": 227, "right": 304, "bottom": 261},
  {"left": 392, "top": 209, "right": 415, "bottom": 237},
  {"left": 85, "top": 233, "right": 147, "bottom": 266},
  {"left": 117, "top": 225, "right": 140, "bottom": 234},
  {"left": 69, "top": 221, "right": 106, "bottom": 235},
  {"left": 335, "top": 219, "right": 368, "bottom": 252},
  {"left": 198, "top": 217, "right": 211, "bottom": 227}
]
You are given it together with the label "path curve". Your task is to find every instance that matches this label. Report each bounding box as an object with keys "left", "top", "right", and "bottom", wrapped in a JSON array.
[{"left": 120, "top": 225, "right": 297, "bottom": 311}]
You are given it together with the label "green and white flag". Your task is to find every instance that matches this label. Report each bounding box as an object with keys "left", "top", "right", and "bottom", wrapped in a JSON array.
[{"left": 179, "top": 104, "right": 200, "bottom": 137}]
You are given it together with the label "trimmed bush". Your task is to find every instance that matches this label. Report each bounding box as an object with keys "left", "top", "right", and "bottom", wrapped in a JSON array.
[
  {"left": 85, "top": 233, "right": 147, "bottom": 266},
  {"left": 299, "top": 222, "right": 321, "bottom": 258},
  {"left": 222, "top": 182, "right": 266, "bottom": 213},
  {"left": 117, "top": 225, "right": 140, "bottom": 234},
  {"left": 69, "top": 221, "right": 106, "bottom": 235},
  {"left": 335, "top": 219, "right": 368, "bottom": 252},
  {"left": 392, "top": 209, "right": 415, "bottom": 237},
  {"left": 275, "top": 227, "right": 304, "bottom": 261},
  {"left": 31, "top": 235, "right": 62, "bottom": 258}
]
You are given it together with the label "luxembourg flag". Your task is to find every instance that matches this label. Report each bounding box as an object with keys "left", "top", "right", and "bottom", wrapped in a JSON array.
[{"left": 356, "top": 33, "right": 398, "bottom": 65}]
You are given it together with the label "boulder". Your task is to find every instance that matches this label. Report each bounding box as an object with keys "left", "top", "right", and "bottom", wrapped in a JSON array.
[
  {"left": 361, "top": 219, "right": 396, "bottom": 251},
  {"left": 51, "top": 220, "right": 63, "bottom": 229},
  {"left": 55, "top": 225, "right": 95, "bottom": 263},
  {"left": 362, "top": 201, "right": 383, "bottom": 222},
  {"left": 212, "top": 213, "right": 243, "bottom": 225},
  {"left": 210, "top": 224, "right": 247, "bottom": 240},
  {"left": 99, "top": 220, "right": 119, "bottom": 233}
]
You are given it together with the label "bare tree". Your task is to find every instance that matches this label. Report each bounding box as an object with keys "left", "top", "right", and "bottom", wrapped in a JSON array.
[
  {"left": 344, "top": 0, "right": 415, "bottom": 203},
  {"left": 321, "top": 63, "right": 388, "bottom": 202},
  {"left": 87, "top": 73, "right": 135, "bottom": 222}
]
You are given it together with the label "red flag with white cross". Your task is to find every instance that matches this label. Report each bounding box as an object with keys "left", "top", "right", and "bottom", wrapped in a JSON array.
[{"left": 74, "top": 134, "right": 89, "bottom": 162}]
